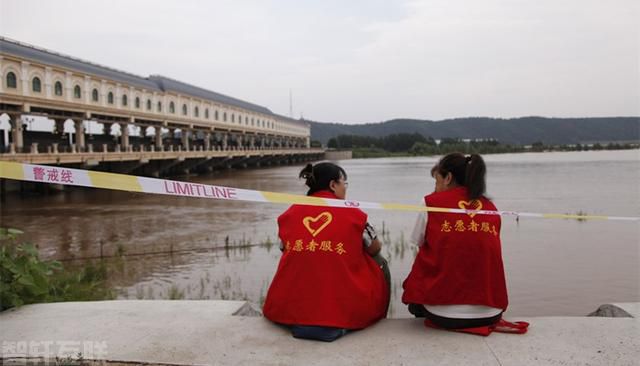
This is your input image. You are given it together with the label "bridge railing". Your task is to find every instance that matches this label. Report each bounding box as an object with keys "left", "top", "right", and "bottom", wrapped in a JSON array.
[
  {"left": 0, "top": 145, "right": 325, "bottom": 165},
  {"left": 1, "top": 142, "right": 319, "bottom": 155}
]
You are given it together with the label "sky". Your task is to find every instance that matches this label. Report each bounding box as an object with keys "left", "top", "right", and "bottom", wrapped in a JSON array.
[{"left": 1, "top": 0, "right": 639, "bottom": 124}]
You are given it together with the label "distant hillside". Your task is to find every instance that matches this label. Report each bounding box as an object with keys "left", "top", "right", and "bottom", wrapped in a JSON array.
[{"left": 309, "top": 117, "right": 640, "bottom": 145}]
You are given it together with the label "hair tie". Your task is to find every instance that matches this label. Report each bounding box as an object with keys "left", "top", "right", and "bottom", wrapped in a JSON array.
[{"left": 304, "top": 171, "right": 316, "bottom": 183}]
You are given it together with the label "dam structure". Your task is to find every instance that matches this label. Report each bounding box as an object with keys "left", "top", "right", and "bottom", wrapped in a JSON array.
[{"left": 0, "top": 37, "right": 323, "bottom": 177}]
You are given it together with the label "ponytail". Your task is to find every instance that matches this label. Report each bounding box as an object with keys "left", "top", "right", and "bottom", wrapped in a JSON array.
[
  {"left": 465, "top": 154, "right": 486, "bottom": 201},
  {"left": 299, "top": 162, "right": 347, "bottom": 196},
  {"left": 299, "top": 163, "right": 315, "bottom": 187},
  {"left": 434, "top": 152, "right": 487, "bottom": 201}
]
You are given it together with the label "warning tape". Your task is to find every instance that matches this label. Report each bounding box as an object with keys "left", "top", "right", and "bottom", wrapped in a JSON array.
[{"left": 1, "top": 161, "right": 638, "bottom": 222}]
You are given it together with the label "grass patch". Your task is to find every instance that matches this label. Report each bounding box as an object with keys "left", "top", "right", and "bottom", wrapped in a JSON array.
[{"left": 1, "top": 228, "right": 114, "bottom": 312}]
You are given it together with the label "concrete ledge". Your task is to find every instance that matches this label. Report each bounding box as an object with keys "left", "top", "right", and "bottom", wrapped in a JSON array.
[{"left": 1, "top": 300, "right": 638, "bottom": 365}]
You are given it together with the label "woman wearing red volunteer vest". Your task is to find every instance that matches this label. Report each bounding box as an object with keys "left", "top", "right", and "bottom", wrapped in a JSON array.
[
  {"left": 263, "top": 162, "right": 390, "bottom": 342},
  {"left": 402, "top": 153, "right": 509, "bottom": 330}
]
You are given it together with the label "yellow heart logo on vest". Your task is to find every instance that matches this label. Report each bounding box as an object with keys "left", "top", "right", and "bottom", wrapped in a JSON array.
[
  {"left": 458, "top": 200, "right": 482, "bottom": 217},
  {"left": 303, "top": 212, "right": 333, "bottom": 237}
]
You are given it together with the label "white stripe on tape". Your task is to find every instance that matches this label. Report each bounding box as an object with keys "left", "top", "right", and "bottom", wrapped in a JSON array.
[{"left": 1, "top": 161, "right": 638, "bottom": 222}]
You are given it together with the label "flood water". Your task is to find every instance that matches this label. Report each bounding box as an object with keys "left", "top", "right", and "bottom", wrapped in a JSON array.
[{"left": 2, "top": 150, "right": 639, "bottom": 318}]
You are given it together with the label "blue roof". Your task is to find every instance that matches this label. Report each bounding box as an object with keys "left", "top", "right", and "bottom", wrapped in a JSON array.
[
  {"left": 273, "top": 113, "right": 309, "bottom": 126},
  {"left": 1, "top": 37, "right": 161, "bottom": 91},
  {"left": 0, "top": 37, "right": 282, "bottom": 117},
  {"left": 148, "top": 75, "right": 272, "bottom": 115}
]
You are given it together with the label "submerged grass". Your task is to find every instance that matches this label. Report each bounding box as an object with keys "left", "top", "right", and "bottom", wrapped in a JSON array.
[
  {"left": 575, "top": 210, "right": 588, "bottom": 222},
  {"left": 1, "top": 228, "right": 114, "bottom": 312},
  {"left": 168, "top": 284, "right": 185, "bottom": 300}
]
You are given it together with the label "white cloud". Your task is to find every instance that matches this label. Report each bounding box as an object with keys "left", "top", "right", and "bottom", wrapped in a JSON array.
[{"left": 1, "top": 0, "right": 638, "bottom": 122}]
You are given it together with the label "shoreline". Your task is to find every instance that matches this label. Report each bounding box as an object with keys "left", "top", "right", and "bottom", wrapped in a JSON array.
[{"left": 345, "top": 146, "right": 640, "bottom": 159}]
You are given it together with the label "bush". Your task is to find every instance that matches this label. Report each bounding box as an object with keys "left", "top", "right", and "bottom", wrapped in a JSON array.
[{"left": 0, "top": 228, "right": 113, "bottom": 311}]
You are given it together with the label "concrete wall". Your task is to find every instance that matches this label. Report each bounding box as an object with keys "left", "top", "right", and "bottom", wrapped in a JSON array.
[{"left": 324, "top": 150, "right": 352, "bottom": 160}]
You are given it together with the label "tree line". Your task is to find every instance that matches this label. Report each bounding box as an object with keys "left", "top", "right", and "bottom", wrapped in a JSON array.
[
  {"left": 310, "top": 117, "right": 640, "bottom": 146},
  {"left": 325, "top": 133, "right": 638, "bottom": 158}
]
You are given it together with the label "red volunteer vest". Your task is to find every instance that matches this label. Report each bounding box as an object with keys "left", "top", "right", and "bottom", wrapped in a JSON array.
[
  {"left": 402, "top": 187, "right": 508, "bottom": 309},
  {"left": 263, "top": 190, "right": 388, "bottom": 329}
]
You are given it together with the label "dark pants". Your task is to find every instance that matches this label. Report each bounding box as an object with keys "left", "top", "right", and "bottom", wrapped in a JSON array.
[
  {"left": 290, "top": 325, "right": 348, "bottom": 342},
  {"left": 373, "top": 253, "right": 392, "bottom": 312},
  {"left": 408, "top": 304, "right": 502, "bottom": 329}
]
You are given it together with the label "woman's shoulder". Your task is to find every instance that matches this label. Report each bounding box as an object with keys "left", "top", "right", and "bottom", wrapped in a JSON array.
[
  {"left": 279, "top": 204, "right": 367, "bottom": 219},
  {"left": 277, "top": 205, "right": 297, "bottom": 222},
  {"left": 425, "top": 187, "right": 465, "bottom": 202},
  {"left": 480, "top": 196, "right": 498, "bottom": 210},
  {"left": 426, "top": 188, "right": 498, "bottom": 209}
]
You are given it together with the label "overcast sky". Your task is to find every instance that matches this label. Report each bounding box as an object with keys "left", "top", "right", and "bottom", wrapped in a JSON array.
[{"left": 2, "top": 0, "right": 638, "bottom": 123}]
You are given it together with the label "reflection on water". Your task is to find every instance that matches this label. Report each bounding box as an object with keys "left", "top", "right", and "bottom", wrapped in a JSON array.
[{"left": 2, "top": 150, "right": 639, "bottom": 318}]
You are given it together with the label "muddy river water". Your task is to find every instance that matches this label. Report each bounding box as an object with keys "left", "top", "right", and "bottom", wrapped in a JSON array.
[{"left": 2, "top": 150, "right": 638, "bottom": 318}]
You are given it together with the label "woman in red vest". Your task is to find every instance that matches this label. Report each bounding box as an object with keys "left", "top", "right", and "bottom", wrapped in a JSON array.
[
  {"left": 402, "top": 152, "right": 509, "bottom": 330},
  {"left": 263, "top": 162, "right": 390, "bottom": 342}
]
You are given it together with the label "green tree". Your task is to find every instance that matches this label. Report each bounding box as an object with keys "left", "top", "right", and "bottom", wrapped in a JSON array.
[
  {"left": 382, "top": 133, "right": 427, "bottom": 152},
  {"left": 531, "top": 141, "right": 545, "bottom": 152}
]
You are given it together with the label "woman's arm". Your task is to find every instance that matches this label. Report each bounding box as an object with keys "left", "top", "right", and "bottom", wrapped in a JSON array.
[
  {"left": 363, "top": 222, "right": 381, "bottom": 257},
  {"left": 410, "top": 200, "right": 429, "bottom": 246},
  {"left": 411, "top": 212, "right": 427, "bottom": 247},
  {"left": 365, "top": 237, "right": 382, "bottom": 256}
]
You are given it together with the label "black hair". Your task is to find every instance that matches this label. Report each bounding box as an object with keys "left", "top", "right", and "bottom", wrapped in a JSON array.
[
  {"left": 299, "top": 162, "right": 347, "bottom": 196},
  {"left": 432, "top": 152, "right": 487, "bottom": 200}
]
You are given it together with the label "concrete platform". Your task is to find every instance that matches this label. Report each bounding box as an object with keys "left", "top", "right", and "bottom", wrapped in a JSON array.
[{"left": 1, "top": 300, "right": 638, "bottom": 366}]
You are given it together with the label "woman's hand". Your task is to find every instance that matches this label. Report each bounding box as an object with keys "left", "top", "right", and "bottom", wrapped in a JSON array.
[
  {"left": 363, "top": 223, "right": 381, "bottom": 256},
  {"left": 366, "top": 237, "right": 382, "bottom": 257}
]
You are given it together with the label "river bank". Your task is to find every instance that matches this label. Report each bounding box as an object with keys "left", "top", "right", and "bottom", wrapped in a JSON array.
[{"left": 348, "top": 145, "right": 639, "bottom": 159}]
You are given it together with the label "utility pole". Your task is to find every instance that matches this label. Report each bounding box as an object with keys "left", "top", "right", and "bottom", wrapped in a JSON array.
[{"left": 289, "top": 89, "right": 293, "bottom": 118}]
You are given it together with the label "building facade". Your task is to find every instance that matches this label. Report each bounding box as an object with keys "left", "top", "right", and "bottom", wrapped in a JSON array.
[{"left": 0, "top": 37, "right": 310, "bottom": 154}]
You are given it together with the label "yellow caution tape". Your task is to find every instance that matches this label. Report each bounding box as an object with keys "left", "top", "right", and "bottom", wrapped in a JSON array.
[{"left": 0, "top": 161, "right": 637, "bottom": 222}]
